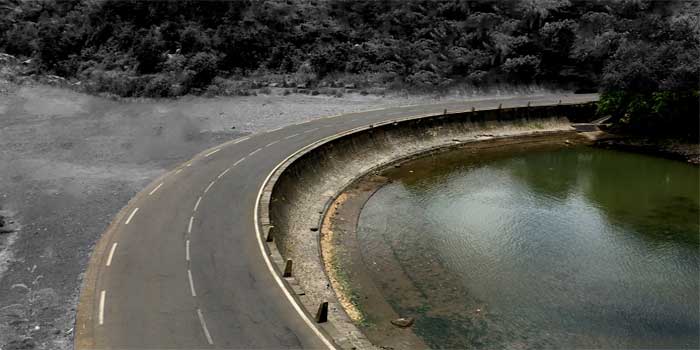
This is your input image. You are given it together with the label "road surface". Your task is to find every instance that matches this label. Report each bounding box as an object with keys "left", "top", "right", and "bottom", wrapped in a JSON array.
[{"left": 75, "top": 94, "right": 598, "bottom": 349}]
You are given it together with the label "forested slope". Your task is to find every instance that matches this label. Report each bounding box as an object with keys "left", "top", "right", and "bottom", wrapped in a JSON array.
[{"left": 1, "top": 0, "right": 698, "bottom": 136}]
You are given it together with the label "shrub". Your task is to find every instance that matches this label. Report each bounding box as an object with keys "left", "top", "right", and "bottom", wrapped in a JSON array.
[
  {"left": 185, "top": 52, "right": 218, "bottom": 89},
  {"left": 143, "top": 75, "right": 172, "bottom": 97},
  {"left": 502, "top": 55, "right": 540, "bottom": 83},
  {"left": 598, "top": 90, "right": 699, "bottom": 139},
  {"left": 135, "top": 32, "right": 164, "bottom": 74}
]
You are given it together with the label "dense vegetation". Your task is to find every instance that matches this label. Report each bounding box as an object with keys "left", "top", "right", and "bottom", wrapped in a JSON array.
[{"left": 1, "top": 0, "right": 698, "bottom": 136}]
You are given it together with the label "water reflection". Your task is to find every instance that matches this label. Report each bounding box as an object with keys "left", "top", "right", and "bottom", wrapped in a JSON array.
[{"left": 358, "top": 146, "right": 699, "bottom": 349}]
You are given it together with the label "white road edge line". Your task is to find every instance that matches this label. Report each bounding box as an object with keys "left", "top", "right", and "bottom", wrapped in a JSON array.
[
  {"left": 124, "top": 208, "right": 139, "bottom": 225},
  {"left": 249, "top": 148, "right": 261, "bottom": 156},
  {"left": 148, "top": 182, "right": 163, "bottom": 195},
  {"left": 204, "top": 181, "right": 215, "bottom": 193},
  {"left": 196, "top": 308, "right": 214, "bottom": 345},
  {"left": 205, "top": 148, "right": 221, "bottom": 157},
  {"left": 266, "top": 140, "right": 279, "bottom": 147},
  {"left": 251, "top": 110, "right": 442, "bottom": 348},
  {"left": 188, "top": 216, "right": 194, "bottom": 234},
  {"left": 233, "top": 158, "right": 245, "bottom": 166},
  {"left": 188, "top": 269, "right": 197, "bottom": 297},
  {"left": 98, "top": 290, "right": 106, "bottom": 325},
  {"left": 105, "top": 242, "right": 118, "bottom": 267},
  {"left": 284, "top": 133, "right": 299, "bottom": 140},
  {"left": 186, "top": 163, "right": 192, "bottom": 167},
  {"left": 175, "top": 168, "right": 183, "bottom": 174},
  {"left": 244, "top": 99, "right": 598, "bottom": 349},
  {"left": 193, "top": 197, "right": 202, "bottom": 212},
  {"left": 217, "top": 167, "right": 230, "bottom": 179},
  {"left": 255, "top": 154, "right": 339, "bottom": 350},
  {"left": 186, "top": 240, "right": 190, "bottom": 261}
]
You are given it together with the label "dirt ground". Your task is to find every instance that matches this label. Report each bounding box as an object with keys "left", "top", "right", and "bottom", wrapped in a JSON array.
[{"left": 0, "top": 81, "right": 530, "bottom": 349}]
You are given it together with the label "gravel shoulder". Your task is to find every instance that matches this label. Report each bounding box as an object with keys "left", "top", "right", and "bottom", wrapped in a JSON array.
[{"left": 0, "top": 82, "right": 547, "bottom": 349}]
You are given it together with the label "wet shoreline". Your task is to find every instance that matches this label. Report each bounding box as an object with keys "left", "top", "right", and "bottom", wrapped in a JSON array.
[
  {"left": 594, "top": 136, "right": 699, "bottom": 165},
  {"left": 322, "top": 131, "right": 592, "bottom": 348}
]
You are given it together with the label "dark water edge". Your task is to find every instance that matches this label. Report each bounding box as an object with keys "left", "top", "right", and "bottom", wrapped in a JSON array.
[
  {"left": 354, "top": 144, "right": 699, "bottom": 349},
  {"left": 595, "top": 136, "right": 700, "bottom": 165}
]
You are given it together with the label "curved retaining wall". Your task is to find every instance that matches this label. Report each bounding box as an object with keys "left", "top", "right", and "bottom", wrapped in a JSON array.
[{"left": 257, "top": 102, "right": 596, "bottom": 349}]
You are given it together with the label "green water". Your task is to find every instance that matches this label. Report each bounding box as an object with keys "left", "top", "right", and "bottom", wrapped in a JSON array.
[{"left": 357, "top": 146, "right": 699, "bottom": 349}]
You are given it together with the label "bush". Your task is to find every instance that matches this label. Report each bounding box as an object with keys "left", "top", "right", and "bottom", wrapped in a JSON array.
[
  {"left": 135, "top": 32, "right": 164, "bottom": 74},
  {"left": 502, "top": 55, "right": 540, "bottom": 82},
  {"left": 185, "top": 52, "right": 218, "bottom": 89},
  {"left": 143, "top": 75, "right": 172, "bottom": 97},
  {"left": 598, "top": 90, "right": 699, "bottom": 139}
]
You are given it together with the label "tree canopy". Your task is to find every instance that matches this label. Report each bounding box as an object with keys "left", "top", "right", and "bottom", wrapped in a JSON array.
[{"left": 1, "top": 0, "right": 698, "bottom": 106}]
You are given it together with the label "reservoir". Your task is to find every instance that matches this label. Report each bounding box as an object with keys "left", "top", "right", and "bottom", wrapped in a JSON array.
[{"left": 356, "top": 145, "right": 699, "bottom": 348}]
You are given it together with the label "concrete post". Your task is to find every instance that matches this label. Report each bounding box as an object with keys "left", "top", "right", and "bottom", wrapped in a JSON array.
[
  {"left": 315, "top": 302, "right": 328, "bottom": 323},
  {"left": 283, "top": 259, "right": 293, "bottom": 277},
  {"left": 265, "top": 227, "right": 274, "bottom": 242}
]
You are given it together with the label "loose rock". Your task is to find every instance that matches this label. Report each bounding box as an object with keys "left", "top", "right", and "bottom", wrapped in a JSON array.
[{"left": 391, "top": 317, "right": 415, "bottom": 328}]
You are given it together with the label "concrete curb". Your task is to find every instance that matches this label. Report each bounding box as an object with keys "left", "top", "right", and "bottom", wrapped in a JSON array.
[{"left": 256, "top": 101, "right": 598, "bottom": 349}]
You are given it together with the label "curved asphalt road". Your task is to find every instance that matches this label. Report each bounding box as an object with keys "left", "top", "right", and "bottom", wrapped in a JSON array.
[{"left": 76, "top": 94, "right": 598, "bottom": 349}]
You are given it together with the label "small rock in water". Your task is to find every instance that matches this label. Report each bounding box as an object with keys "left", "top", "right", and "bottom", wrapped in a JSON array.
[{"left": 391, "top": 317, "right": 415, "bottom": 328}]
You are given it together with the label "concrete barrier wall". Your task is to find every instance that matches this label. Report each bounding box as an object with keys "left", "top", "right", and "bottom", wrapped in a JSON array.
[{"left": 261, "top": 102, "right": 596, "bottom": 349}]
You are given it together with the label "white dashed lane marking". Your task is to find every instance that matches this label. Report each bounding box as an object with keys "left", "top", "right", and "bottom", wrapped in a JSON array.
[
  {"left": 186, "top": 240, "right": 190, "bottom": 261},
  {"left": 197, "top": 308, "right": 214, "bottom": 345},
  {"left": 217, "top": 168, "right": 230, "bottom": 179},
  {"left": 105, "top": 242, "right": 118, "bottom": 267},
  {"left": 193, "top": 197, "right": 202, "bottom": 212},
  {"left": 98, "top": 290, "right": 106, "bottom": 325},
  {"left": 249, "top": 148, "right": 261, "bottom": 156},
  {"left": 205, "top": 148, "right": 220, "bottom": 157},
  {"left": 124, "top": 208, "right": 139, "bottom": 225},
  {"left": 188, "top": 269, "right": 197, "bottom": 297},
  {"left": 188, "top": 216, "right": 194, "bottom": 234},
  {"left": 204, "top": 181, "right": 215, "bottom": 193},
  {"left": 148, "top": 182, "right": 163, "bottom": 195},
  {"left": 233, "top": 158, "right": 245, "bottom": 166},
  {"left": 283, "top": 133, "right": 299, "bottom": 140},
  {"left": 234, "top": 136, "right": 249, "bottom": 144},
  {"left": 303, "top": 128, "right": 319, "bottom": 133},
  {"left": 265, "top": 140, "right": 279, "bottom": 147}
]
